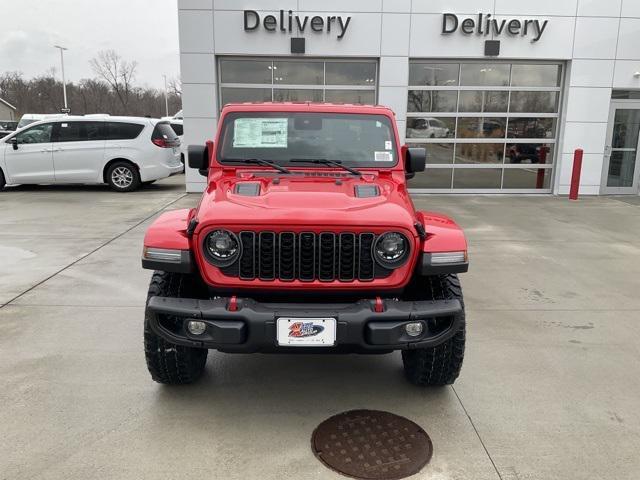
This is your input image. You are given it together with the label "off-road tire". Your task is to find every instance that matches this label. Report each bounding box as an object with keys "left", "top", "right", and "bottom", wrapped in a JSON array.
[
  {"left": 106, "top": 161, "right": 140, "bottom": 192},
  {"left": 144, "top": 271, "right": 209, "bottom": 385},
  {"left": 0, "top": 169, "right": 5, "bottom": 190},
  {"left": 401, "top": 274, "right": 466, "bottom": 386}
]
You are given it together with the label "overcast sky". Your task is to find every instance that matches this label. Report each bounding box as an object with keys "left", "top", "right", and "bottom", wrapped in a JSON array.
[{"left": 0, "top": 0, "right": 180, "bottom": 89}]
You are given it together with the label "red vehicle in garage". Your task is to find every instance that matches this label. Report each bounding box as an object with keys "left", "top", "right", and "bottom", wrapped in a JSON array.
[{"left": 141, "top": 103, "right": 469, "bottom": 387}]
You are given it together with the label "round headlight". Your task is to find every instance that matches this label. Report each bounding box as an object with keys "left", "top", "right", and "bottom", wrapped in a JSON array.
[
  {"left": 373, "top": 232, "right": 409, "bottom": 268},
  {"left": 204, "top": 230, "right": 241, "bottom": 267}
]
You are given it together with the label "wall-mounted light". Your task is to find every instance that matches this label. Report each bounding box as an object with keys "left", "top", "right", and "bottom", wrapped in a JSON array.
[{"left": 634, "top": 72, "right": 640, "bottom": 78}]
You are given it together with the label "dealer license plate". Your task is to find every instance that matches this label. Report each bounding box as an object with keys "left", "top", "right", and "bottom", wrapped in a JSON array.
[{"left": 276, "top": 318, "right": 337, "bottom": 347}]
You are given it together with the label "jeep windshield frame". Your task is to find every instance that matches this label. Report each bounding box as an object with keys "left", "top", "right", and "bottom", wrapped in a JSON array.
[{"left": 216, "top": 112, "right": 399, "bottom": 169}]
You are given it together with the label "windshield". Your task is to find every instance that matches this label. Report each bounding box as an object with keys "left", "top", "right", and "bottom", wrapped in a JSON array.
[
  {"left": 217, "top": 113, "right": 398, "bottom": 168},
  {"left": 17, "top": 118, "right": 39, "bottom": 129}
]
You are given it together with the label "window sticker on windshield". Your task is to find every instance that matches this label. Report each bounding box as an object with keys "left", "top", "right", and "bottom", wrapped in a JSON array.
[
  {"left": 385, "top": 141, "right": 392, "bottom": 150},
  {"left": 376, "top": 121, "right": 382, "bottom": 128},
  {"left": 233, "top": 118, "right": 288, "bottom": 148},
  {"left": 375, "top": 151, "right": 393, "bottom": 162}
]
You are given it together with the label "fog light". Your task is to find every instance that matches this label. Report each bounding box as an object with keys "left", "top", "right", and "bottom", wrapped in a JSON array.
[
  {"left": 405, "top": 322, "right": 423, "bottom": 337},
  {"left": 187, "top": 321, "right": 207, "bottom": 336}
]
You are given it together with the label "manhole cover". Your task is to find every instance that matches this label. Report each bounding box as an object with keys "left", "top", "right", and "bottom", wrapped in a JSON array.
[{"left": 311, "top": 410, "right": 433, "bottom": 480}]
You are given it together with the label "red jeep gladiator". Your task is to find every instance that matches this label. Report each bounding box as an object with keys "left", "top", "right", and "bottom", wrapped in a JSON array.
[{"left": 142, "top": 103, "right": 468, "bottom": 387}]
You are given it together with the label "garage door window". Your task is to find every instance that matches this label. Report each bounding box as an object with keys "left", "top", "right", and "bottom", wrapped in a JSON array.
[
  {"left": 407, "top": 62, "right": 562, "bottom": 192},
  {"left": 219, "top": 58, "right": 377, "bottom": 109}
]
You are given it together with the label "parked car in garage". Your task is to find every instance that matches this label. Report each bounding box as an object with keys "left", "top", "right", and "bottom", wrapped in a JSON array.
[
  {"left": 406, "top": 117, "right": 451, "bottom": 139},
  {"left": 0, "top": 116, "right": 183, "bottom": 192},
  {"left": 508, "top": 144, "right": 549, "bottom": 164}
]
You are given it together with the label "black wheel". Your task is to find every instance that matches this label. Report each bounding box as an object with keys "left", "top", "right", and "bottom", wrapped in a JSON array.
[
  {"left": 0, "top": 169, "right": 5, "bottom": 190},
  {"left": 106, "top": 161, "right": 140, "bottom": 192},
  {"left": 144, "top": 271, "right": 209, "bottom": 385},
  {"left": 401, "top": 274, "right": 466, "bottom": 386}
]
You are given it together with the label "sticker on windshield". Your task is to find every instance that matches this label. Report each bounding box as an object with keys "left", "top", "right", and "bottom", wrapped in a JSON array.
[
  {"left": 375, "top": 151, "right": 393, "bottom": 162},
  {"left": 385, "top": 141, "right": 392, "bottom": 150},
  {"left": 233, "top": 118, "right": 288, "bottom": 148}
]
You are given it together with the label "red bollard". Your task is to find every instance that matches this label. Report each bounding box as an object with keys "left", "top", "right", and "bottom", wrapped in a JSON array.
[{"left": 569, "top": 149, "right": 583, "bottom": 201}]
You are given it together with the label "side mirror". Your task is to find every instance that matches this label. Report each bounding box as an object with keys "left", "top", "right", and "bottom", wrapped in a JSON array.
[
  {"left": 10, "top": 137, "right": 18, "bottom": 150},
  {"left": 406, "top": 147, "right": 426, "bottom": 177},
  {"left": 188, "top": 144, "right": 210, "bottom": 177}
]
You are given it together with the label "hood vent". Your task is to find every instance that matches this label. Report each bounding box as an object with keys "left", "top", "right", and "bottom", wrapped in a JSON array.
[
  {"left": 354, "top": 185, "right": 380, "bottom": 198},
  {"left": 234, "top": 183, "right": 261, "bottom": 196},
  {"left": 302, "top": 172, "right": 350, "bottom": 178}
]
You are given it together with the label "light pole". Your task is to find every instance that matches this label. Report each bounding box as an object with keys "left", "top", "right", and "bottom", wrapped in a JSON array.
[
  {"left": 163, "top": 74, "right": 169, "bottom": 117},
  {"left": 54, "top": 45, "right": 69, "bottom": 113}
]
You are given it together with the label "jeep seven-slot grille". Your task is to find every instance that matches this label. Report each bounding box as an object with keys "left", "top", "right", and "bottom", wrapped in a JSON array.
[{"left": 222, "top": 232, "right": 393, "bottom": 282}]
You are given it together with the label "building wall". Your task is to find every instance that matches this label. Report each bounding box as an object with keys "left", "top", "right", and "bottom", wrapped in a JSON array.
[
  {"left": 178, "top": 0, "right": 640, "bottom": 194},
  {"left": 0, "top": 102, "right": 16, "bottom": 121}
]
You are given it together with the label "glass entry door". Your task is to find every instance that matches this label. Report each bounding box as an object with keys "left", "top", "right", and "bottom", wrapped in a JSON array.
[{"left": 602, "top": 101, "right": 640, "bottom": 194}]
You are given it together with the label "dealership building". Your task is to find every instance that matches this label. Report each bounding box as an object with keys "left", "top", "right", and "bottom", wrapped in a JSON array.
[{"left": 178, "top": 0, "right": 640, "bottom": 195}]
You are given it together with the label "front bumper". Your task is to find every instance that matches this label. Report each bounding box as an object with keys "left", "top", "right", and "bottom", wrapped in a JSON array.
[{"left": 146, "top": 296, "right": 463, "bottom": 353}]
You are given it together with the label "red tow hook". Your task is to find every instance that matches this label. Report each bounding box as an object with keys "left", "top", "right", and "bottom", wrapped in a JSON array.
[
  {"left": 228, "top": 296, "right": 238, "bottom": 312},
  {"left": 374, "top": 296, "right": 385, "bottom": 313}
]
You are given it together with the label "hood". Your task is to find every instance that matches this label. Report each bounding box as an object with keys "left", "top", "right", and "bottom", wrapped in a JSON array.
[{"left": 195, "top": 171, "right": 418, "bottom": 231}]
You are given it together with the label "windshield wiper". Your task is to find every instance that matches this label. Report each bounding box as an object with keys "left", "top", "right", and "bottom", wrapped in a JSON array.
[
  {"left": 224, "top": 158, "right": 292, "bottom": 175},
  {"left": 290, "top": 159, "right": 362, "bottom": 176}
]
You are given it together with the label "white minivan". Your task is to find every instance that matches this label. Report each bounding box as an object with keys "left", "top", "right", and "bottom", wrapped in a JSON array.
[{"left": 0, "top": 116, "right": 183, "bottom": 192}]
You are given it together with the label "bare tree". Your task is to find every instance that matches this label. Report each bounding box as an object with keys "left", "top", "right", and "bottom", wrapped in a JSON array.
[
  {"left": 31, "top": 73, "right": 61, "bottom": 112},
  {"left": 77, "top": 78, "right": 113, "bottom": 114},
  {"left": 0, "top": 72, "right": 28, "bottom": 110},
  {"left": 1, "top": 68, "right": 181, "bottom": 118},
  {"left": 90, "top": 50, "right": 138, "bottom": 114},
  {"left": 168, "top": 76, "right": 182, "bottom": 97}
]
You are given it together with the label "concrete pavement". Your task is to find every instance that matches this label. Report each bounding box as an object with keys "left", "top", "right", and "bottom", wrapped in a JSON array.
[{"left": 1, "top": 176, "right": 640, "bottom": 479}]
